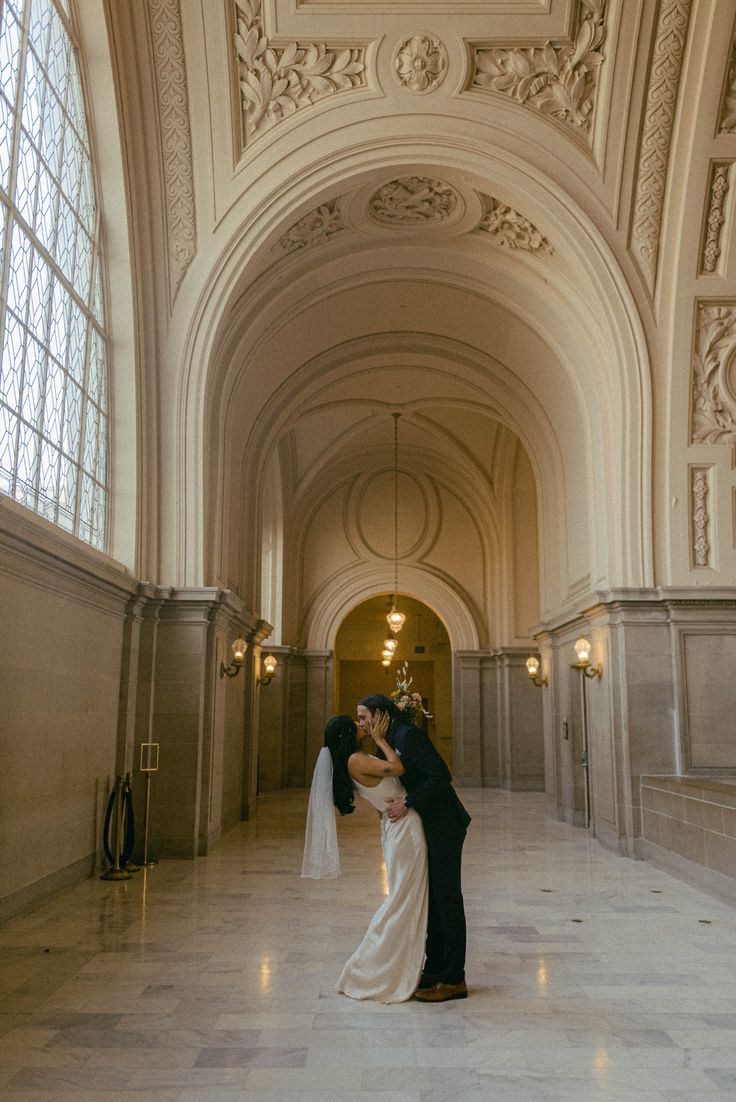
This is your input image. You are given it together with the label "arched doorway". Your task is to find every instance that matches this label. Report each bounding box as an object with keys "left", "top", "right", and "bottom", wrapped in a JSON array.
[{"left": 334, "top": 595, "right": 453, "bottom": 767}]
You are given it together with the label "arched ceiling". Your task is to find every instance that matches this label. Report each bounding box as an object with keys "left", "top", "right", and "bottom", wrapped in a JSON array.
[{"left": 100, "top": 0, "right": 736, "bottom": 599}]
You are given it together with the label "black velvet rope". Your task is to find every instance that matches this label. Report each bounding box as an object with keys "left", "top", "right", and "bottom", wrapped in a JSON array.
[{"left": 102, "top": 778, "right": 136, "bottom": 867}]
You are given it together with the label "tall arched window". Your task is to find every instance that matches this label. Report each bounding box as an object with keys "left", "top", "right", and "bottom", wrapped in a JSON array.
[{"left": 0, "top": 0, "right": 108, "bottom": 549}]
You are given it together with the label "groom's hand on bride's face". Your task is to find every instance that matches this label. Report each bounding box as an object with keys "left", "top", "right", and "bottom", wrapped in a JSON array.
[{"left": 385, "top": 796, "right": 408, "bottom": 822}]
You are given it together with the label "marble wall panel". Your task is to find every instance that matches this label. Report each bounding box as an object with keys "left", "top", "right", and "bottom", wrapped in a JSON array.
[
  {"left": 681, "top": 632, "right": 736, "bottom": 768},
  {"left": 0, "top": 515, "right": 135, "bottom": 918}
]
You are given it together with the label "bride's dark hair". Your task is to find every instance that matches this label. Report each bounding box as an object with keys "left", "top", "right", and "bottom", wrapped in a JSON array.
[{"left": 324, "top": 715, "right": 357, "bottom": 816}]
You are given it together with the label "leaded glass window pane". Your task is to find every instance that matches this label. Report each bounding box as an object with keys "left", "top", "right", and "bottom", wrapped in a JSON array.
[{"left": 0, "top": 0, "right": 108, "bottom": 549}]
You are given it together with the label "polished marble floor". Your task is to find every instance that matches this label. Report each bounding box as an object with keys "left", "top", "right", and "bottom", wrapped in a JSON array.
[{"left": 2, "top": 788, "right": 736, "bottom": 1101}]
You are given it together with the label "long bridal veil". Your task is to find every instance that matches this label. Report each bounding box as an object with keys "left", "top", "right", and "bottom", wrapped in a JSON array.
[{"left": 301, "top": 746, "right": 340, "bottom": 878}]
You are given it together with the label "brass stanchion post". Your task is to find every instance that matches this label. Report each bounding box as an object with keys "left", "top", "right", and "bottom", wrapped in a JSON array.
[
  {"left": 139, "top": 742, "right": 159, "bottom": 867},
  {"left": 100, "top": 775, "right": 132, "bottom": 881}
]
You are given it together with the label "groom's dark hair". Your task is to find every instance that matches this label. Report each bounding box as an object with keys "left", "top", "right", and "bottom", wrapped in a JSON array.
[{"left": 359, "top": 693, "right": 402, "bottom": 722}]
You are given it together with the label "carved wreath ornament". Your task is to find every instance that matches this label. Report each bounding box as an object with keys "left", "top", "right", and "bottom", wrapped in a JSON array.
[
  {"left": 394, "top": 34, "right": 448, "bottom": 94},
  {"left": 234, "top": 0, "right": 365, "bottom": 141},
  {"left": 472, "top": 0, "right": 606, "bottom": 136},
  {"left": 369, "top": 177, "right": 458, "bottom": 225}
]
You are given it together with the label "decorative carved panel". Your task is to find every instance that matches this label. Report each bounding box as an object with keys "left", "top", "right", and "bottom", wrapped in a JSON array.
[
  {"left": 393, "top": 34, "right": 448, "bottom": 94},
  {"left": 690, "top": 466, "right": 712, "bottom": 568},
  {"left": 630, "top": 0, "right": 693, "bottom": 293},
  {"left": 701, "top": 163, "right": 731, "bottom": 276},
  {"left": 368, "top": 177, "right": 459, "bottom": 225},
  {"left": 469, "top": 0, "right": 607, "bottom": 140},
  {"left": 149, "top": 0, "right": 197, "bottom": 303},
  {"left": 691, "top": 302, "right": 736, "bottom": 445},
  {"left": 718, "top": 27, "right": 736, "bottom": 133},
  {"left": 234, "top": 0, "right": 366, "bottom": 147},
  {"left": 275, "top": 199, "right": 345, "bottom": 253},
  {"left": 476, "top": 195, "right": 553, "bottom": 253}
]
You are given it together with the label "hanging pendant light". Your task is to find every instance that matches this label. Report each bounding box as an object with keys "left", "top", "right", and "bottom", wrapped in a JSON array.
[{"left": 387, "top": 412, "right": 406, "bottom": 634}]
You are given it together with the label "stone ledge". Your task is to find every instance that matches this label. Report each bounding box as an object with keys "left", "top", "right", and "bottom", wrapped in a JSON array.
[{"left": 642, "top": 774, "right": 736, "bottom": 809}]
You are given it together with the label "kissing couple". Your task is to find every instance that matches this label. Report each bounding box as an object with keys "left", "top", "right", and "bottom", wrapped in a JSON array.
[{"left": 302, "top": 691, "right": 471, "bottom": 1003}]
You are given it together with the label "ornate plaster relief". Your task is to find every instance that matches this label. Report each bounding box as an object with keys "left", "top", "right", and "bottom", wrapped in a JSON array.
[
  {"left": 690, "top": 466, "right": 712, "bottom": 568},
  {"left": 367, "top": 177, "right": 459, "bottom": 225},
  {"left": 691, "top": 302, "right": 736, "bottom": 445},
  {"left": 149, "top": 0, "right": 196, "bottom": 303},
  {"left": 701, "top": 163, "right": 731, "bottom": 276},
  {"left": 234, "top": 0, "right": 366, "bottom": 145},
  {"left": 630, "top": 0, "right": 692, "bottom": 294},
  {"left": 393, "top": 34, "right": 448, "bottom": 94},
  {"left": 718, "top": 28, "right": 736, "bottom": 133},
  {"left": 274, "top": 199, "right": 346, "bottom": 254},
  {"left": 476, "top": 195, "right": 553, "bottom": 253},
  {"left": 470, "top": 0, "right": 607, "bottom": 139}
]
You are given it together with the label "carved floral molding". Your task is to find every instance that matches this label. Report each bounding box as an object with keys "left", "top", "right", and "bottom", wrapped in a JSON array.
[
  {"left": 368, "top": 177, "right": 458, "bottom": 225},
  {"left": 470, "top": 0, "right": 607, "bottom": 138},
  {"left": 234, "top": 0, "right": 366, "bottom": 144},
  {"left": 630, "top": 0, "right": 693, "bottom": 293},
  {"left": 476, "top": 195, "right": 553, "bottom": 253},
  {"left": 690, "top": 467, "right": 712, "bottom": 568},
  {"left": 275, "top": 199, "right": 345, "bottom": 254},
  {"left": 149, "top": 0, "right": 197, "bottom": 303},
  {"left": 701, "top": 163, "right": 731, "bottom": 276},
  {"left": 393, "top": 34, "right": 448, "bottom": 94},
  {"left": 719, "top": 29, "right": 736, "bottom": 133},
  {"left": 692, "top": 302, "right": 736, "bottom": 445}
]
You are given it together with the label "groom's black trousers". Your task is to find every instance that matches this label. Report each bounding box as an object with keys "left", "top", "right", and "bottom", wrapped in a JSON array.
[{"left": 423, "top": 818, "right": 467, "bottom": 985}]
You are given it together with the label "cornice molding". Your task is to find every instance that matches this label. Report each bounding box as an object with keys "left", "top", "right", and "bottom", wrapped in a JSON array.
[
  {"left": 149, "top": 0, "right": 197, "bottom": 305},
  {"left": 469, "top": 0, "right": 607, "bottom": 142},
  {"left": 234, "top": 0, "right": 366, "bottom": 148},
  {"left": 630, "top": 0, "right": 692, "bottom": 294}
]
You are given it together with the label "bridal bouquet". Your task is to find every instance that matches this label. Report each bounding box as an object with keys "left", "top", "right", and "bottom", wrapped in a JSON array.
[{"left": 390, "top": 662, "right": 433, "bottom": 724}]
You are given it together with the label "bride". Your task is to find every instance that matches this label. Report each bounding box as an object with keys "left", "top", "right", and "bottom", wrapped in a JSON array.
[{"left": 302, "top": 712, "right": 428, "bottom": 1004}]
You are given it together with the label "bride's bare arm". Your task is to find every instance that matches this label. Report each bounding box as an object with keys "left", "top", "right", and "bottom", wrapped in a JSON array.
[{"left": 348, "top": 711, "right": 405, "bottom": 779}]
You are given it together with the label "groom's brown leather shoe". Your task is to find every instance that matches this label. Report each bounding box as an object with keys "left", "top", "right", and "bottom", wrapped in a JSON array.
[
  {"left": 416, "top": 972, "right": 441, "bottom": 990},
  {"left": 412, "top": 980, "right": 468, "bottom": 1002}
]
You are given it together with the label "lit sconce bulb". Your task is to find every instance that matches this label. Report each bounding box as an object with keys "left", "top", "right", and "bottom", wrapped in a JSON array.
[
  {"left": 525, "top": 653, "right": 547, "bottom": 688},
  {"left": 387, "top": 608, "right": 406, "bottom": 633},
  {"left": 574, "top": 637, "right": 591, "bottom": 665},
  {"left": 381, "top": 648, "right": 394, "bottom": 661},
  {"left": 381, "top": 657, "right": 391, "bottom": 667},
  {"left": 383, "top": 638, "right": 398, "bottom": 653},
  {"left": 220, "top": 635, "right": 248, "bottom": 678},
  {"left": 256, "top": 652, "right": 278, "bottom": 686}
]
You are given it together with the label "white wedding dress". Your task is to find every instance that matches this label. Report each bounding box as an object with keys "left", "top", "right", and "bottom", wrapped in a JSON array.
[{"left": 336, "top": 774, "right": 428, "bottom": 1003}]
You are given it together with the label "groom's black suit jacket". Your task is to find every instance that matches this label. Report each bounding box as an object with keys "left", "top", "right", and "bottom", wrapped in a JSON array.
[{"left": 381, "top": 720, "right": 471, "bottom": 837}]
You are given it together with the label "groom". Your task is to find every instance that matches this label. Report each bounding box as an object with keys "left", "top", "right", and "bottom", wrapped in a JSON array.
[{"left": 357, "top": 693, "right": 471, "bottom": 1001}]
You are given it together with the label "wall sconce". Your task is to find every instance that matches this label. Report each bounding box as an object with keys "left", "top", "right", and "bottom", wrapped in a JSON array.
[
  {"left": 383, "top": 638, "right": 398, "bottom": 654},
  {"left": 220, "top": 635, "right": 248, "bottom": 678},
  {"left": 257, "top": 653, "right": 278, "bottom": 686},
  {"left": 381, "top": 657, "right": 391, "bottom": 667},
  {"left": 525, "top": 654, "right": 547, "bottom": 688},
  {"left": 571, "top": 636, "right": 602, "bottom": 679}
]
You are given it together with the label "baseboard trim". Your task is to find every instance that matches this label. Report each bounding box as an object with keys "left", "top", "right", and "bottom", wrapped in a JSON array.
[
  {"left": 0, "top": 851, "right": 99, "bottom": 924},
  {"left": 642, "top": 839, "right": 736, "bottom": 906}
]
